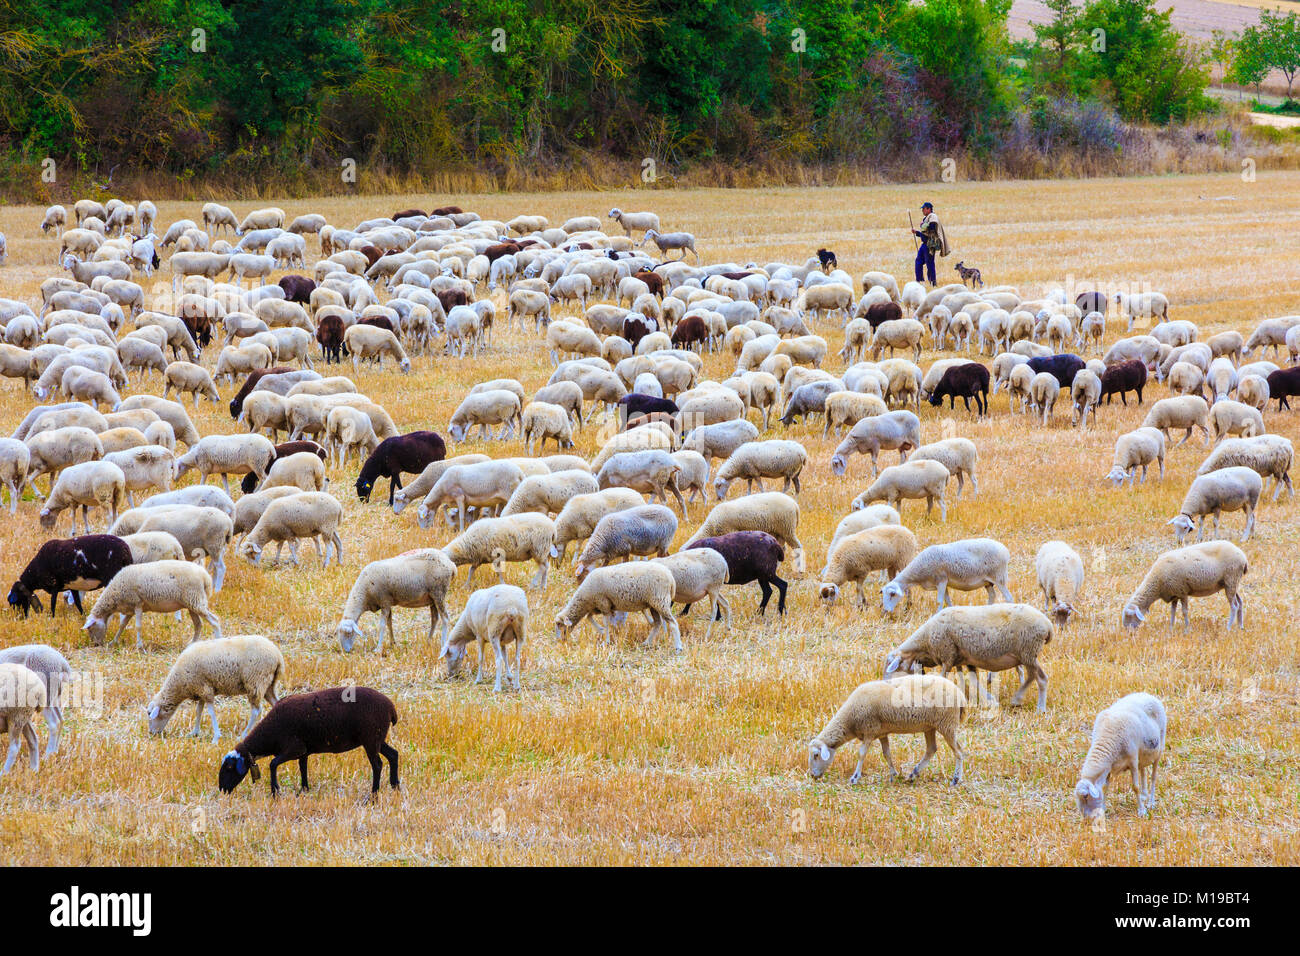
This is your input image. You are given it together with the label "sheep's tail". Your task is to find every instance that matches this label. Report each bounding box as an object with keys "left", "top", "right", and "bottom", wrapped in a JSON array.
[{"left": 189, "top": 547, "right": 207, "bottom": 563}]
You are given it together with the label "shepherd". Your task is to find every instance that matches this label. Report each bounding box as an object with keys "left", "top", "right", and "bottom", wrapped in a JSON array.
[{"left": 911, "top": 201, "right": 950, "bottom": 288}]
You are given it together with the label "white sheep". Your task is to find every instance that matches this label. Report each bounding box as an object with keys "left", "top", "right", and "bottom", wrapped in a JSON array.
[
  {"left": 818, "top": 525, "right": 919, "bottom": 607},
  {"left": 440, "top": 584, "right": 529, "bottom": 691},
  {"left": 110, "top": 504, "right": 234, "bottom": 590},
  {"left": 448, "top": 389, "right": 522, "bottom": 442},
  {"left": 0, "top": 662, "right": 46, "bottom": 775},
  {"left": 0, "top": 437, "right": 30, "bottom": 513},
  {"left": 336, "top": 549, "right": 456, "bottom": 654},
  {"left": 1196, "top": 434, "right": 1293, "bottom": 501},
  {"left": 146, "top": 635, "right": 284, "bottom": 744},
  {"left": 175, "top": 433, "right": 275, "bottom": 495},
  {"left": 1035, "top": 541, "right": 1084, "bottom": 625},
  {"left": 596, "top": 449, "right": 688, "bottom": 517},
  {"left": 829, "top": 503, "right": 900, "bottom": 550},
  {"left": 574, "top": 504, "right": 678, "bottom": 578},
  {"left": 684, "top": 491, "right": 805, "bottom": 573},
  {"left": 0, "top": 645, "right": 72, "bottom": 757},
  {"left": 908, "top": 437, "right": 978, "bottom": 499},
  {"left": 81, "top": 560, "right": 221, "bottom": 648},
  {"left": 652, "top": 549, "right": 731, "bottom": 641},
  {"left": 103, "top": 444, "right": 175, "bottom": 507},
  {"left": 441, "top": 512, "right": 557, "bottom": 589},
  {"left": 829, "top": 410, "right": 921, "bottom": 477},
  {"left": 38, "top": 460, "right": 126, "bottom": 534},
  {"left": 1142, "top": 395, "right": 1210, "bottom": 448},
  {"left": 1075, "top": 693, "right": 1167, "bottom": 822},
  {"left": 1028, "top": 372, "right": 1060, "bottom": 425},
  {"left": 1106, "top": 426, "right": 1166, "bottom": 487},
  {"left": 1167, "top": 467, "right": 1262, "bottom": 544},
  {"left": 713, "top": 440, "right": 807, "bottom": 499},
  {"left": 881, "top": 538, "right": 1013, "bottom": 612},
  {"left": 553, "top": 488, "right": 646, "bottom": 564},
  {"left": 553, "top": 562, "right": 681, "bottom": 651},
  {"left": 1122, "top": 540, "right": 1247, "bottom": 629},
  {"left": 851, "top": 458, "right": 950, "bottom": 520},
  {"left": 417, "top": 459, "right": 525, "bottom": 533}
]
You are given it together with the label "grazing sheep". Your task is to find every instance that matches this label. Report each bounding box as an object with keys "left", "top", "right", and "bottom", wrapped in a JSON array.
[
  {"left": 829, "top": 410, "right": 921, "bottom": 477},
  {"left": 440, "top": 584, "right": 529, "bottom": 691},
  {"left": 818, "top": 525, "right": 919, "bottom": 607},
  {"left": 551, "top": 488, "right": 646, "bottom": 564},
  {"left": 218, "top": 685, "right": 399, "bottom": 797},
  {"left": 238, "top": 492, "right": 344, "bottom": 568},
  {"left": 652, "top": 549, "right": 731, "bottom": 641},
  {"left": 110, "top": 504, "right": 234, "bottom": 591},
  {"left": 1075, "top": 693, "right": 1167, "bottom": 822},
  {"left": 1196, "top": 434, "right": 1293, "bottom": 501},
  {"left": 390, "top": 453, "right": 490, "bottom": 516},
  {"left": 442, "top": 512, "right": 556, "bottom": 589},
  {"left": 1237, "top": 374, "right": 1269, "bottom": 411},
  {"left": 554, "top": 562, "right": 681, "bottom": 650},
  {"left": 38, "top": 460, "right": 127, "bottom": 534},
  {"left": 7, "top": 534, "right": 133, "bottom": 617},
  {"left": 685, "top": 491, "right": 804, "bottom": 573},
  {"left": 502, "top": 470, "right": 600, "bottom": 518},
  {"left": 851, "top": 458, "right": 951, "bottom": 520},
  {"left": 1142, "top": 396, "right": 1210, "bottom": 448},
  {"left": 1106, "top": 426, "right": 1166, "bottom": 487},
  {"left": 521, "top": 401, "right": 575, "bottom": 455},
  {"left": 680, "top": 419, "right": 758, "bottom": 464},
  {"left": 0, "top": 662, "right": 46, "bottom": 776},
  {"left": 448, "top": 389, "right": 522, "bottom": 442},
  {"left": 103, "top": 444, "right": 175, "bottom": 507},
  {"left": 908, "top": 437, "right": 978, "bottom": 499},
  {"left": 0, "top": 437, "right": 29, "bottom": 513},
  {"left": 24, "top": 425, "right": 104, "bottom": 498},
  {"left": 574, "top": 504, "right": 678, "bottom": 579},
  {"left": 344, "top": 324, "right": 411, "bottom": 373},
  {"left": 120, "top": 531, "right": 186, "bottom": 564},
  {"left": 336, "top": 549, "right": 456, "bottom": 654},
  {"left": 81, "top": 560, "right": 221, "bottom": 648},
  {"left": 1070, "top": 369, "right": 1102, "bottom": 427},
  {"left": 1209, "top": 400, "right": 1265, "bottom": 445},
  {"left": 1167, "top": 467, "right": 1262, "bottom": 544},
  {"left": 1122, "top": 540, "right": 1247, "bottom": 629},
  {"left": 881, "top": 538, "right": 1013, "bottom": 612},
  {"left": 829, "top": 504, "right": 901, "bottom": 550},
  {"left": 596, "top": 449, "right": 688, "bottom": 517},
  {"left": 713, "top": 440, "right": 807, "bottom": 499},
  {"left": 325, "top": 405, "right": 380, "bottom": 467},
  {"left": 0, "top": 645, "right": 72, "bottom": 756},
  {"left": 808, "top": 674, "right": 968, "bottom": 785},
  {"left": 146, "top": 635, "right": 284, "bottom": 744},
  {"left": 417, "top": 459, "right": 525, "bottom": 533},
  {"left": 175, "top": 433, "right": 276, "bottom": 495},
  {"left": 1035, "top": 541, "right": 1084, "bottom": 625},
  {"left": 885, "top": 604, "right": 1053, "bottom": 711},
  {"left": 1028, "top": 372, "right": 1060, "bottom": 425}
]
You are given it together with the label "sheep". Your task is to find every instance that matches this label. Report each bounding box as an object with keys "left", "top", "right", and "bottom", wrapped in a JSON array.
[
  {"left": 7, "top": 534, "right": 134, "bottom": 618},
  {"left": 909, "top": 438, "right": 978, "bottom": 499},
  {"left": 531, "top": 382, "right": 584, "bottom": 428},
  {"left": 323, "top": 405, "right": 378, "bottom": 467},
  {"left": 829, "top": 410, "right": 920, "bottom": 477},
  {"left": 259, "top": 450, "right": 328, "bottom": 493},
  {"left": 1105, "top": 426, "right": 1167, "bottom": 487},
  {"left": 596, "top": 450, "right": 688, "bottom": 517},
  {"left": 441, "top": 512, "right": 556, "bottom": 589},
  {"left": 1027, "top": 372, "right": 1061, "bottom": 425},
  {"left": 885, "top": 604, "right": 1053, "bottom": 711},
  {"left": 24, "top": 425, "right": 104, "bottom": 497},
  {"left": 81, "top": 560, "right": 221, "bottom": 648},
  {"left": 1237, "top": 374, "right": 1270, "bottom": 411},
  {"left": 927, "top": 363, "right": 990, "bottom": 418},
  {"left": 103, "top": 445, "right": 175, "bottom": 507},
  {"left": 853, "top": 463, "right": 949, "bottom": 527},
  {"left": 1244, "top": 316, "right": 1300, "bottom": 360},
  {"left": 778, "top": 379, "right": 841, "bottom": 428},
  {"left": 176, "top": 433, "right": 276, "bottom": 495},
  {"left": 1142, "top": 395, "right": 1210, "bottom": 448},
  {"left": 138, "top": 484, "right": 236, "bottom": 516},
  {"left": 713, "top": 440, "right": 806, "bottom": 499},
  {"left": 650, "top": 549, "right": 731, "bottom": 641},
  {"left": 1035, "top": 541, "right": 1084, "bottom": 626},
  {"left": 447, "top": 389, "right": 522, "bottom": 442},
  {"left": 389, "top": 453, "right": 490, "bottom": 517},
  {"left": 118, "top": 394, "right": 200, "bottom": 446},
  {"left": 0, "top": 645, "right": 72, "bottom": 757},
  {"left": 417, "top": 460, "right": 525, "bottom": 533},
  {"left": 336, "top": 548, "right": 456, "bottom": 655},
  {"left": 554, "top": 562, "right": 681, "bottom": 650},
  {"left": 1075, "top": 693, "right": 1167, "bottom": 822},
  {"left": 608, "top": 208, "right": 661, "bottom": 238},
  {"left": 807, "top": 674, "right": 968, "bottom": 785},
  {"left": 60, "top": 367, "right": 121, "bottom": 411},
  {"left": 356, "top": 431, "right": 446, "bottom": 505},
  {"left": 574, "top": 504, "right": 678, "bottom": 578},
  {"left": 881, "top": 538, "right": 1013, "bottom": 613},
  {"left": 818, "top": 525, "right": 919, "bottom": 608},
  {"left": 38, "top": 460, "right": 127, "bottom": 534},
  {"left": 1266, "top": 366, "right": 1300, "bottom": 410},
  {"left": 1114, "top": 291, "right": 1169, "bottom": 329},
  {"left": 684, "top": 491, "right": 804, "bottom": 573},
  {"left": 0, "top": 662, "right": 46, "bottom": 776},
  {"left": 1167, "top": 360, "right": 1206, "bottom": 401},
  {"left": 146, "top": 635, "right": 284, "bottom": 744},
  {"left": 1208, "top": 400, "right": 1265, "bottom": 446},
  {"left": 120, "top": 530, "right": 186, "bottom": 564},
  {"left": 218, "top": 685, "right": 399, "bottom": 797},
  {"left": 519, "top": 401, "right": 574, "bottom": 456},
  {"left": 110, "top": 504, "right": 234, "bottom": 590},
  {"left": 870, "top": 318, "right": 925, "bottom": 362},
  {"left": 679, "top": 419, "right": 758, "bottom": 464},
  {"left": 641, "top": 229, "right": 698, "bottom": 263},
  {"left": 1122, "top": 540, "right": 1248, "bottom": 629},
  {"left": 343, "top": 324, "right": 411, "bottom": 373},
  {"left": 0, "top": 437, "right": 29, "bottom": 513},
  {"left": 238, "top": 492, "right": 343, "bottom": 568},
  {"left": 1196, "top": 434, "right": 1293, "bottom": 502},
  {"left": 1167, "top": 467, "right": 1262, "bottom": 545},
  {"left": 439, "top": 584, "right": 529, "bottom": 691},
  {"left": 551, "top": 488, "right": 646, "bottom": 565},
  {"left": 502, "top": 470, "right": 600, "bottom": 518}
]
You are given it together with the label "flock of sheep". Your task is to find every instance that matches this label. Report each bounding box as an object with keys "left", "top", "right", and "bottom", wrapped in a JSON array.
[{"left": 0, "top": 193, "right": 1293, "bottom": 825}]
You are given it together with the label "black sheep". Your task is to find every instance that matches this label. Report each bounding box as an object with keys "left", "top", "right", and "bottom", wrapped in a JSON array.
[
  {"left": 1099, "top": 359, "right": 1147, "bottom": 405},
  {"left": 356, "top": 431, "right": 447, "bottom": 504},
  {"left": 686, "top": 531, "right": 787, "bottom": 616},
  {"left": 8, "top": 535, "right": 133, "bottom": 617},
  {"left": 864, "top": 301, "right": 902, "bottom": 330},
  {"left": 315, "top": 314, "right": 346, "bottom": 364},
  {"left": 277, "top": 275, "right": 316, "bottom": 304},
  {"left": 1267, "top": 367, "right": 1300, "bottom": 410},
  {"left": 1027, "top": 353, "right": 1086, "bottom": 390},
  {"left": 218, "top": 686, "right": 399, "bottom": 796},
  {"left": 670, "top": 315, "right": 709, "bottom": 350},
  {"left": 240, "top": 440, "right": 328, "bottom": 494},
  {"left": 619, "top": 393, "right": 678, "bottom": 427},
  {"left": 928, "top": 362, "right": 990, "bottom": 416}
]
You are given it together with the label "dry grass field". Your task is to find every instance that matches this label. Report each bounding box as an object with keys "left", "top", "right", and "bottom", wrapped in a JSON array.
[{"left": 1, "top": 172, "right": 1298, "bottom": 866}]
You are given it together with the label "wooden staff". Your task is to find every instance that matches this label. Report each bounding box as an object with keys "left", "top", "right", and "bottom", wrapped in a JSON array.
[{"left": 909, "top": 211, "right": 919, "bottom": 252}]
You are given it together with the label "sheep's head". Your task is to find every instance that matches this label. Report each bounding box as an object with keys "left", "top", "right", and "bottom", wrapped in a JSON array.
[
  {"left": 440, "top": 637, "right": 467, "bottom": 677},
  {"left": 574, "top": 561, "right": 592, "bottom": 582},
  {"left": 38, "top": 508, "right": 57, "bottom": 531},
  {"left": 238, "top": 540, "right": 263, "bottom": 565},
  {"left": 1121, "top": 604, "right": 1145, "bottom": 629},
  {"left": 554, "top": 617, "right": 574, "bottom": 642},
  {"left": 336, "top": 619, "right": 362, "bottom": 653},
  {"left": 1166, "top": 514, "right": 1195, "bottom": 544},
  {"left": 1075, "top": 779, "right": 1105, "bottom": 821},
  {"left": 807, "top": 740, "right": 833, "bottom": 780},
  {"left": 447, "top": 423, "right": 466, "bottom": 443},
  {"left": 218, "top": 748, "right": 260, "bottom": 793},
  {"left": 82, "top": 616, "right": 108, "bottom": 645},
  {"left": 1051, "top": 602, "right": 1076, "bottom": 626},
  {"left": 880, "top": 581, "right": 905, "bottom": 613},
  {"left": 829, "top": 454, "right": 848, "bottom": 477},
  {"left": 399, "top": 358, "right": 412, "bottom": 374},
  {"left": 146, "top": 699, "right": 176, "bottom": 735},
  {"left": 7, "top": 582, "right": 39, "bottom": 617},
  {"left": 1104, "top": 465, "right": 1129, "bottom": 486},
  {"left": 712, "top": 477, "right": 731, "bottom": 501},
  {"left": 355, "top": 474, "right": 375, "bottom": 502},
  {"left": 818, "top": 583, "right": 839, "bottom": 606}
]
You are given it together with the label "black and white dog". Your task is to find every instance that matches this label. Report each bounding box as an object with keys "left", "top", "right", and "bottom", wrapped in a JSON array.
[{"left": 816, "top": 248, "right": 837, "bottom": 273}]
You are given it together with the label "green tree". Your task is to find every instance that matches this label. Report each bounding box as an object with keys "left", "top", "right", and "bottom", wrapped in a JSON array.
[
  {"left": 1257, "top": 9, "right": 1300, "bottom": 99},
  {"left": 1031, "top": 0, "right": 1085, "bottom": 94}
]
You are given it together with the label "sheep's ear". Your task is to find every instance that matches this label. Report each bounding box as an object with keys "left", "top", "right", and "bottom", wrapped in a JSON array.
[
  {"left": 29, "top": 593, "right": 43, "bottom": 613},
  {"left": 818, "top": 742, "right": 831, "bottom": 762}
]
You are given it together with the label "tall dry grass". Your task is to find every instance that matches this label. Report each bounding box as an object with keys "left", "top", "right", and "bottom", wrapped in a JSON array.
[{"left": 0, "top": 172, "right": 1297, "bottom": 865}]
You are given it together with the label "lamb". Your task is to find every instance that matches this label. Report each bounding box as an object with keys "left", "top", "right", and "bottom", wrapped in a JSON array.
[
  {"left": 81, "top": 560, "right": 221, "bottom": 648},
  {"left": 1028, "top": 372, "right": 1060, "bottom": 425},
  {"left": 0, "top": 645, "right": 72, "bottom": 755},
  {"left": 807, "top": 674, "right": 968, "bottom": 785},
  {"left": 1035, "top": 541, "right": 1084, "bottom": 625},
  {"left": 336, "top": 548, "right": 456, "bottom": 654},
  {"left": 259, "top": 450, "right": 328, "bottom": 493},
  {"left": 596, "top": 449, "right": 689, "bottom": 517},
  {"left": 818, "top": 525, "right": 919, "bottom": 608},
  {"left": 908, "top": 437, "right": 978, "bottom": 499},
  {"left": 853, "top": 463, "right": 949, "bottom": 526},
  {"left": 344, "top": 324, "right": 411, "bottom": 373},
  {"left": 608, "top": 208, "right": 661, "bottom": 238},
  {"left": 1075, "top": 693, "right": 1167, "bottom": 822},
  {"left": 176, "top": 433, "right": 276, "bottom": 495},
  {"left": 713, "top": 440, "right": 807, "bottom": 499},
  {"left": 881, "top": 538, "right": 1013, "bottom": 612},
  {"left": 238, "top": 491, "right": 344, "bottom": 568},
  {"left": 829, "top": 410, "right": 921, "bottom": 477},
  {"left": 552, "top": 488, "right": 646, "bottom": 564},
  {"left": 7, "top": 534, "right": 134, "bottom": 617},
  {"left": 502, "top": 470, "right": 600, "bottom": 518},
  {"left": 218, "top": 685, "right": 399, "bottom": 797},
  {"left": 0, "top": 437, "right": 29, "bottom": 513},
  {"left": 441, "top": 512, "right": 556, "bottom": 589},
  {"left": 110, "top": 504, "right": 235, "bottom": 590},
  {"left": 448, "top": 389, "right": 522, "bottom": 442},
  {"left": 1122, "top": 540, "right": 1248, "bottom": 629},
  {"left": 439, "top": 584, "right": 529, "bottom": 691},
  {"left": 574, "top": 504, "right": 679, "bottom": 579},
  {"left": 1142, "top": 395, "right": 1210, "bottom": 448},
  {"left": 417, "top": 460, "right": 525, "bottom": 533},
  {"left": 356, "top": 431, "right": 447, "bottom": 505},
  {"left": 884, "top": 604, "right": 1053, "bottom": 712},
  {"left": 146, "top": 635, "right": 284, "bottom": 744},
  {"left": 1106, "top": 426, "right": 1166, "bottom": 486},
  {"left": 1196, "top": 434, "right": 1294, "bottom": 501},
  {"left": 0, "top": 662, "right": 46, "bottom": 776},
  {"left": 38, "top": 460, "right": 127, "bottom": 534},
  {"left": 553, "top": 562, "right": 682, "bottom": 651},
  {"left": 103, "top": 444, "right": 176, "bottom": 507},
  {"left": 1167, "top": 467, "right": 1262, "bottom": 544},
  {"left": 684, "top": 491, "right": 804, "bottom": 573}
]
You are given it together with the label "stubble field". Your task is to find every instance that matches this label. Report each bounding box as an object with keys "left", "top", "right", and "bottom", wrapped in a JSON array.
[{"left": 0, "top": 172, "right": 1297, "bottom": 865}]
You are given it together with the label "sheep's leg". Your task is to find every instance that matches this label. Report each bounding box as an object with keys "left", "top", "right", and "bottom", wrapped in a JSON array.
[
  {"left": 205, "top": 702, "right": 221, "bottom": 744},
  {"left": 1168, "top": 600, "right": 1177, "bottom": 626},
  {"left": 132, "top": 608, "right": 146, "bottom": 650},
  {"left": 935, "top": 581, "right": 949, "bottom": 609},
  {"left": 997, "top": 580, "right": 1013, "bottom": 603},
  {"left": 909, "top": 731, "right": 939, "bottom": 782},
  {"left": 22, "top": 722, "right": 39, "bottom": 772},
  {"left": 493, "top": 638, "right": 511, "bottom": 692},
  {"left": 849, "top": 741, "right": 871, "bottom": 785},
  {"left": 382, "top": 608, "right": 395, "bottom": 655},
  {"left": 1, "top": 736, "right": 21, "bottom": 775},
  {"left": 191, "top": 700, "right": 204, "bottom": 737},
  {"left": 242, "top": 699, "right": 261, "bottom": 737},
  {"left": 1146, "top": 758, "right": 1160, "bottom": 813},
  {"left": 530, "top": 558, "right": 548, "bottom": 590},
  {"left": 1010, "top": 666, "right": 1036, "bottom": 707}
]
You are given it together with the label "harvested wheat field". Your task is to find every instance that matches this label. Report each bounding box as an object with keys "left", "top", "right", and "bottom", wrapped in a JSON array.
[{"left": 0, "top": 172, "right": 1298, "bottom": 867}]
